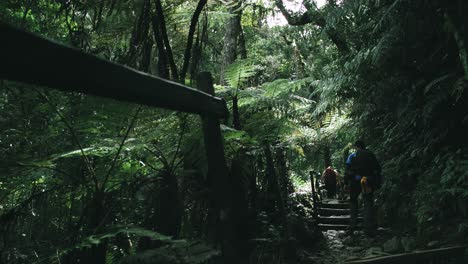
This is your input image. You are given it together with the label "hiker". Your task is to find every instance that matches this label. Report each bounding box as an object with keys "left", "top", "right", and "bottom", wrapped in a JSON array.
[
  {"left": 344, "top": 140, "right": 381, "bottom": 235},
  {"left": 321, "top": 166, "right": 338, "bottom": 198}
]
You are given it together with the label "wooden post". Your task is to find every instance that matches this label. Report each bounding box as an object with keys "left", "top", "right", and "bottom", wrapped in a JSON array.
[
  {"left": 309, "top": 171, "right": 319, "bottom": 219},
  {"left": 197, "top": 72, "right": 237, "bottom": 263}
]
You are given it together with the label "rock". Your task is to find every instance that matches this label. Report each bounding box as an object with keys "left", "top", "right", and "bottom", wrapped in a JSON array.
[
  {"left": 383, "top": 236, "right": 401, "bottom": 253},
  {"left": 401, "top": 236, "right": 416, "bottom": 252}
]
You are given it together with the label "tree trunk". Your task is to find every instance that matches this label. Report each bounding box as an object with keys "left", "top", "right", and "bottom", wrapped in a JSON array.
[
  {"left": 151, "top": 13, "right": 169, "bottom": 78},
  {"left": 220, "top": 0, "right": 244, "bottom": 129},
  {"left": 238, "top": 22, "right": 247, "bottom": 60},
  {"left": 264, "top": 144, "right": 287, "bottom": 233},
  {"left": 190, "top": 13, "right": 208, "bottom": 85},
  {"left": 153, "top": 0, "right": 179, "bottom": 80},
  {"left": 232, "top": 95, "right": 241, "bottom": 129},
  {"left": 230, "top": 154, "right": 250, "bottom": 258},
  {"left": 275, "top": 145, "right": 294, "bottom": 200},
  {"left": 179, "top": 0, "right": 208, "bottom": 83},
  {"left": 126, "top": 0, "right": 151, "bottom": 68},
  {"left": 73, "top": 190, "right": 107, "bottom": 264},
  {"left": 140, "top": 38, "right": 153, "bottom": 73},
  {"left": 155, "top": 170, "right": 182, "bottom": 238},
  {"left": 219, "top": 0, "right": 243, "bottom": 85}
]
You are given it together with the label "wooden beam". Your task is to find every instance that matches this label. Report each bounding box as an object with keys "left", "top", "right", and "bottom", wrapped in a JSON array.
[
  {"left": 0, "top": 22, "right": 228, "bottom": 118},
  {"left": 345, "top": 246, "right": 467, "bottom": 264}
]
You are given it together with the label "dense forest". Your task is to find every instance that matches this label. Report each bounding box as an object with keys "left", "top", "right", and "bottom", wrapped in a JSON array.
[{"left": 1, "top": 0, "right": 468, "bottom": 263}]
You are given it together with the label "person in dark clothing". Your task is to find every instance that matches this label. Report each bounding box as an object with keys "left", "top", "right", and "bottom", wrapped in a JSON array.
[
  {"left": 344, "top": 140, "right": 381, "bottom": 235},
  {"left": 321, "top": 166, "right": 338, "bottom": 198}
]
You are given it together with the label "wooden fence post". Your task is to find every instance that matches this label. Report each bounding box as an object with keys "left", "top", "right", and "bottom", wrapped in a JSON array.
[
  {"left": 197, "top": 72, "right": 238, "bottom": 262},
  {"left": 309, "top": 171, "right": 319, "bottom": 219}
]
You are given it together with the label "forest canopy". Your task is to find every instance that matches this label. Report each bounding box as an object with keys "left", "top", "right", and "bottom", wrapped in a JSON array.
[{"left": 1, "top": 0, "right": 467, "bottom": 263}]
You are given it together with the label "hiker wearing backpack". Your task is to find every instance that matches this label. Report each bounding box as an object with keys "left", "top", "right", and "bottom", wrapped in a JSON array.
[
  {"left": 344, "top": 140, "right": 382, "bottom": 235},
  {"left": 321, "top": 166, "right": 338, "bottom": 198}
]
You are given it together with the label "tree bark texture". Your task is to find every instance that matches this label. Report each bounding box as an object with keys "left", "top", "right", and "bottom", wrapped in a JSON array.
[{"left": 220, "top": 0, "right": 243, "bottom": 85}]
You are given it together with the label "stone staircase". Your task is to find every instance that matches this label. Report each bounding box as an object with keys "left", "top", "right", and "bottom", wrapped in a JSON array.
[{"left": 317, "top": 200, "right": 362, "bottom": 231}]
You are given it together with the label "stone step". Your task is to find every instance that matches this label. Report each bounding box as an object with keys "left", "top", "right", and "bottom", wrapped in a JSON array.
[
  {"left": 318, "top": 224, "right": 364, "bottom": 231},
  {"left": 318, "top": 216, "right": 363, "bottom": 225},
  {"left": 318, "top": 224, "right": 350, "bottom": 231},
  {"left": 319, "top": 202, "right": 350, "bottom": 210},
  {"left": 319, "top": 208, "right": 351, "bottom": 216}
]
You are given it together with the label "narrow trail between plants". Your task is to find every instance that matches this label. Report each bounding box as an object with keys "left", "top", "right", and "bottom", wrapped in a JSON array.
[
  {"left": 299, "top": 198, "right": 395, "bottom": 264},
  {"left": 296, "top": 197, "right": 467, "bottom": 264},
  {"left": 307, "top": 225, "right": 394, "bottom": 264}
]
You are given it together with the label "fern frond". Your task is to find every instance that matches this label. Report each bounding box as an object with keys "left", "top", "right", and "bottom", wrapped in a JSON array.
[{"left": 224, "top": 59, "right": 258, "bottom": 90}]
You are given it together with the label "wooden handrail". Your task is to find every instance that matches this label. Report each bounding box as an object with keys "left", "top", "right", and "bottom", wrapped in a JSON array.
[
  {"left": 0, "top": 22, "right": 238, "bottom": 262},
  {"left": 0, "top": 22, "right": 228, "bottom": 118},
  {"left": 309, "top": 171, "right": 319, "bottom": 218},
  {"left": 346, "top": 245, "right": 467, "bottom": 264}
]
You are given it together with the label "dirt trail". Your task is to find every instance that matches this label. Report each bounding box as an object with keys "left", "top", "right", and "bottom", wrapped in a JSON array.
[
  {"left": 299, "top": 197, "right": 394, "bottom": 264},
  {"left": 300, "top": 228, "right": 394, "bottom": 264}
]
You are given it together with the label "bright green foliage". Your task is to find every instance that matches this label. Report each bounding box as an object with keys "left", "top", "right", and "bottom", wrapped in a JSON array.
[
  {"left": 224, "top": 59, "right": 259, "bottom": 90},
  {"left": 1, "top": 0, "right": 468, "bottom": 263}
]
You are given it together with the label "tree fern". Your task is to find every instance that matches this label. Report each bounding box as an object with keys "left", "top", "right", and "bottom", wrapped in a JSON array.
[{"left": 224, "top": 59, "right": 259, "bottom": 91}]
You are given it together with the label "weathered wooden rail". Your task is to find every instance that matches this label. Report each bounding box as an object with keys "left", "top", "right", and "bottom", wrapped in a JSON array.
[
  {"left": 0, "top": 22, "right": 238, "bottom": 263},
  {"left": 309, "top": 170, "right": 319, "bottom": 218},
  {"left": 0, "top": 22, "right": 227, "bottom": 118},
  {"left": 346, "top": 245, "right": 467, "bottom": 264}
]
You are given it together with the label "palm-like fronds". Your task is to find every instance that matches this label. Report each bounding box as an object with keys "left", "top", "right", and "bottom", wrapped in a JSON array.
[{"left": 224, "top": 59, "right": 258, "bottom": 90}]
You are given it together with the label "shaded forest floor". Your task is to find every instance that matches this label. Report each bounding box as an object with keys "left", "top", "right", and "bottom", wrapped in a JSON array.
[
  {"left": 302, "top": 228, "right": 395, "bottom": 264},
  {"left": 290, "top": 195, "right": 467, "bottom": 264}
]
